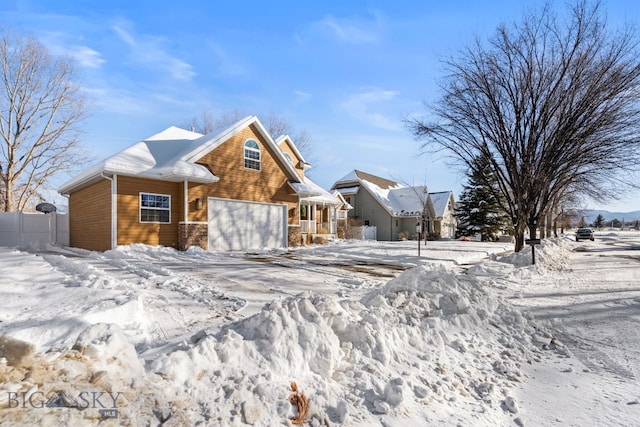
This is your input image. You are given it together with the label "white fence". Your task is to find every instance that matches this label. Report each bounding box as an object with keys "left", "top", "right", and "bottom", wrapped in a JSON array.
[
  {"left": 362, "top": 225, "right": 377, "bottom": 240},
  {"left": 347, "top": 225, "right": 377, "bottom": 240},
  {"left": 0, "top": 212, "right": 69, "bottom": 247}
]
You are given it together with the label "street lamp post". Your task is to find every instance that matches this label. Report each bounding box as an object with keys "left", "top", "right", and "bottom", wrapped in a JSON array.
[{"left": 416, "top": 219, "right": 422, "bottom": 256}]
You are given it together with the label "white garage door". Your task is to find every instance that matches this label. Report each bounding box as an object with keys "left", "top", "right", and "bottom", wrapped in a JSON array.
[{"left": 208, "top": 198, "right": 287, "bottom": 251}]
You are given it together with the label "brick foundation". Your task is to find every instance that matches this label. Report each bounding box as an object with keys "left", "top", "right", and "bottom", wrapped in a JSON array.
[
  {"left": 288, "top": 225, "right": 303, "bottom": 247},
  {"left": 179, "top": 223, "right": 208, "bottom": 250}
]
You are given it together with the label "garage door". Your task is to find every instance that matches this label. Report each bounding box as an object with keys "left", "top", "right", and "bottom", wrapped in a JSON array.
[{"left": 208, "top": 198, "right": 287, "bottom": 251}]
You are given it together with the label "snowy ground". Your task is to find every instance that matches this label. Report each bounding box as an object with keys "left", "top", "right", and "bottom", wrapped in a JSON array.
[{"left": 0, "top": 234, "right": 638, "bottom": 426}]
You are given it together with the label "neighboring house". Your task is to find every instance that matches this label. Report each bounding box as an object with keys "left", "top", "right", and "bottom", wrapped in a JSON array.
[
  {"left": 331, "top": 190, "right": 353, "bottom": 234},
  {"left": 331, "top": 170, "right": 456, "bottom": 241},
  {"left": 429, "top": 191, "right": 457, "bottom": 239},
  {"left": 59, "top": 116, "right": 344, "bottom": 252}
]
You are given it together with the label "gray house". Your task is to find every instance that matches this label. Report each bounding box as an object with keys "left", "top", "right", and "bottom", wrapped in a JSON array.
[{"left": 332, "top": 170, "right": 456, "bottom": 241}]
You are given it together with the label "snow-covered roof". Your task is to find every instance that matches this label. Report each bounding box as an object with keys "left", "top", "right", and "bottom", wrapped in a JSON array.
[
  {"left": 59, "top": 116, "right": 301, "bottom": 194},
  {"left": 334, "top": 170, "right": 360, "bottom": 184},
  {"left": 331, "top": 191, "right": 353, "bottom": 210},
  {"left": 290, "top": 177, "right": 340, "bottom": 205},
  {"left": 59, "top": 126, "right": 215, "bottom": 194},
  {"left": 334, "top": 186, "right": 360, "bottom": 195},
  {"left": 333, "top": 170, "right": 397, "bottom": 190},
  {"left": 331, "top": 170, "right": 452, "bottom": 218},
  {"left": 430, "top": 191, "right": 454, "bottom": 218},
  {"left": 388, "top": 186, "right": 430, "bottom": 217}
]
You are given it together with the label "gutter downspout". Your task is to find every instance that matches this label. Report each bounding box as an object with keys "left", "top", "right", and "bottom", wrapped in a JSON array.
[{"left": 101, "top": 173, "right": 117, "bottom": 249}]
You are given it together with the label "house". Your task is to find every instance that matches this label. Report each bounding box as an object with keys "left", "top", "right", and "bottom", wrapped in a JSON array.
[
  {"left": 428, "top": 191, "right": 457, "bottom": 239},
  {"left": 59, "top": 116, "right": 345, "bottom": 252},
  {"left": 331, "top": 170, "right": 456, "bottom": 241}
]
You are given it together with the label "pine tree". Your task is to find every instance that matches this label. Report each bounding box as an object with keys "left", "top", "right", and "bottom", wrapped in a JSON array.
[
  {"left": 456, "top": 152, "right": 511, "bottom": 241},
  {"left": 593, "top": 214, "right": 605, "bottom": 229}
]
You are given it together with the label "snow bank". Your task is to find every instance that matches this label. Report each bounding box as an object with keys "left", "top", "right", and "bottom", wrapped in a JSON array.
[
  {"left": 146, "top": 263, "right": 554, "bottom": 425},
  {"left": 0, "top": 241, "right": 568, "bottom": 426}
]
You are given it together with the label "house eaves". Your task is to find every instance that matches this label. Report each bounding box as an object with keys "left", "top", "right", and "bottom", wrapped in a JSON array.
[
  {"left": 182, "top": 115, "right": 302, "bottom": 183},
  {"left": 289, "top": 178, "right": 340, "bottom": 205},
  {"left": 276, "top": 135, "right": 311, "bottom": 170},
  {"left": 59, "top": 127, "right": 219, "bottom": 195}
]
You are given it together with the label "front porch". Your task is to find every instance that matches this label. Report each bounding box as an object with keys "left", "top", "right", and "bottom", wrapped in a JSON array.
[{"left": 298, "top": 201, "right": 345, "bottom": 239}]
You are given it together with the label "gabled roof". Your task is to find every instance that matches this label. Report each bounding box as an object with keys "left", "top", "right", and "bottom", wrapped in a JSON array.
[
  {"left": 388, "top": 186, "right": 432, "bottom": 217},
  {"left": 332, "top": 170, "right": 434, "bottom": 217},
  {"left": 429, "top": 191, "right": 455, "bottom": 219},
  {"left": 276, "top": 135, "right": 311, "bottom": 170},
  {"left": 333, "top": 169, "right": 398, "bottom": 190},
  {"left": 331, "top": 191, "right": 353, "bottom": 210},
  {"left": 59, "top": 116, "right": 301, "bottom": 194}
]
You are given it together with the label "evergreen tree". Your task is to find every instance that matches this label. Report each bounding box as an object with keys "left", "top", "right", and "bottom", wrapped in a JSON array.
[
  {"left": 593, "top": 214, "right": 605, "bottom": 229},
  {"left": 456, "top": 152, "right": 511, "bottom": 241}
]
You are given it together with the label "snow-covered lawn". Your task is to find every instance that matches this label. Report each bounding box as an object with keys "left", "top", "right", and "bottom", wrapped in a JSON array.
[{"left": 0, "top": 235, "right": 638, "bottom": 426}]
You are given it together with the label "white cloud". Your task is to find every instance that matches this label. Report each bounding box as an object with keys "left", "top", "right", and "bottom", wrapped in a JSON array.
[
  {"left": 112, "top": 24, "right": 135, "bottom": 46},
  {"left": 70, "top": 45, "right": 105, "bottom": 69},
  {"left": 293, "top": 90, "right": 312, "bottom": 104},
  {"left": 111, "top": 20, "right": 196, "bottom": 81},
  {"left": 314, "top": 12, "right": 383, "bottom": 44},
  {"left": 339, "top": 88, "right": 402, "bottom": 131},
  {"left": 36, "top": 31, "right": 105, "bottom": 69},
  {"left": 206, "top": 42, "right": 247, "bottom": 76}
]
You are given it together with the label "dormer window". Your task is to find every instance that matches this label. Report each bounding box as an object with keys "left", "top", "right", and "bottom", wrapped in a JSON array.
[
  {"left": 244, "top": 139, "right": 261, "bottom": 170},
  {"left": 283, "top": 153, "right": 292, "bottom": 163}
]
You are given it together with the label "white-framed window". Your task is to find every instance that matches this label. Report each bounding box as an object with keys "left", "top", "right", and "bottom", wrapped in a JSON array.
[
  {"left": 283, "top": 152, "right": 292, "bottom": 163},
  {"left": 244, "top": 139, "right": 261, "bottom": 170},
  {"left": 140, "top": 192, "right": 171, "bottom": 223}
]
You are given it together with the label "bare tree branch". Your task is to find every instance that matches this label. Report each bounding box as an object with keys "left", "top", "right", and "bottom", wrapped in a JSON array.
[
  {"left": 407, "top": 0, "right": 640, "bottom": 251},
  {"left": 0, "top": 26, "right": 89, "bottom": 211},
  {"left": 184, "top": 110, "right": 314, "bottom": 163}
]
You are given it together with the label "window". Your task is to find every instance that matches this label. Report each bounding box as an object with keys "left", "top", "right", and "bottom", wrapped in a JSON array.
[
  {"left": 283, "top": 152, "right": 292, "bottom": 163},
  {"left": 244, "top": 139, "right": 261, "bottom": 170},
  {"left": 140, "top": 193, "right": 171, "bottom": 223}
]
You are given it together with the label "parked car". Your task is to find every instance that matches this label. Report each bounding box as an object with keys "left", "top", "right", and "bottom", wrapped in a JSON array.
[{"left": 575, "top": 228, "right": 594, "bottom": 241}]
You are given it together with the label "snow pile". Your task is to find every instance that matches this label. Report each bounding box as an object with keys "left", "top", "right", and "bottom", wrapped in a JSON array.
[
  {"left": 0, "top": 241, "right": 570, "bottom": 425},
  {"left": 145, "top": 264, "right": 554, "bottom": 425},
  {"left": 497, "top": 238, "right": 570, "bottom": 271}
]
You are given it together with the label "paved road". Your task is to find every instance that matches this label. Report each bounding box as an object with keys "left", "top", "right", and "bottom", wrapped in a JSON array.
[{"left": 513, "top": 233, "right": 640, "bottom": 426}]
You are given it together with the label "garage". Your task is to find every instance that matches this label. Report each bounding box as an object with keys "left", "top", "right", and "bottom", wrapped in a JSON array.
[{"left": 207, "top": 197, "right": 287, "bottom": 251}]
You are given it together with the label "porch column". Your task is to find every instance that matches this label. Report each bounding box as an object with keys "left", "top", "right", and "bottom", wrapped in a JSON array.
[
  {"left": 183, "top": 180, "right": 189, "bottom": 224},
  {"left": 111, "top": 174, "right": 117, "bottom": 249}
]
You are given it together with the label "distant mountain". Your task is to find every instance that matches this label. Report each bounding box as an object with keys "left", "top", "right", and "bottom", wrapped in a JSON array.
[{"left": 580, "top": 209, "right": 640, "bottom": 224}]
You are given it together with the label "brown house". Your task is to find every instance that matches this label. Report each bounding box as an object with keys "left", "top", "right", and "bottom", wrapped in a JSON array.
[{"left": 59, "top": 116, "right": 345, "bottom": 252}]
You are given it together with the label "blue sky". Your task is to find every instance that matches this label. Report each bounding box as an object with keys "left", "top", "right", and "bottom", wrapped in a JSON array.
[{"left": 3, "top": 0, "right": 639, "bottom": 212}]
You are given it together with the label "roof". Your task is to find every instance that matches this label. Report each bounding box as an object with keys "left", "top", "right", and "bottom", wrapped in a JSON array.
[
  {"left": 276, "top": 135, "right": 311, "bottom": 170},
  {"left": 330, "top": 170, "right": 457, "bottom": 219},
  {"left": 331, "top": 191, "right": 353, "bottom": 210},
  {"left": 59, "top": 116, "right": 301, "bottom": 194},
  {"left": 333, "top": 169, "right": 398, "bottom": 190},
  {"left": 289, "top": 177, "right": 340, "bottom": 205},
  {"left": 388, "top": 186, "right": 431, "bottom": 217},
  {"left": 334, "top": 186, "right": 360, "bottom": 195},
  {"left": 429, "top": 191, "right": 454, "bottom": 218}
]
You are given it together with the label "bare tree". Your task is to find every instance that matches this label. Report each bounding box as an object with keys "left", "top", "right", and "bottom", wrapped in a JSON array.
[
  {"left": 185, "top": 110, "right": 313, "bottom": 161},
  {"left": 407, "top": 1, "right": 640, "bottom": 251},
  {"left": 0, "top": 27, "right": 88, "bottom": 212}
]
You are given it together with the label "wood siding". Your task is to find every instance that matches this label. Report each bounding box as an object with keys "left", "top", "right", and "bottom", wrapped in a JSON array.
[
  {"left": 69, "top": 179, "right": 112, "bottom": 251},
  {"left": 116, "top": 176, "right": 182, "bottom": 248},
  {"left": 278, "top": 139, "right": 305, "bottom": 180},
  {"left": 190, "top": 124, "right": 299, "bottom": 222}
]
